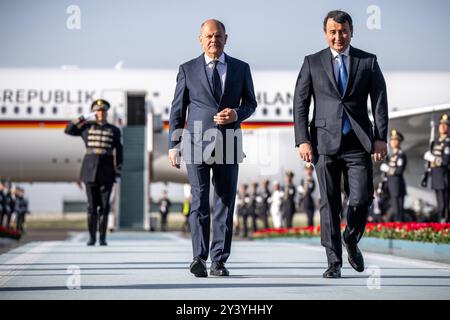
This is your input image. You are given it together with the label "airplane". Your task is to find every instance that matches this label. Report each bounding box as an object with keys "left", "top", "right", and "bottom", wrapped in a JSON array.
[{"left": 1, "top": 67, "right": 450, "bottom": 206}]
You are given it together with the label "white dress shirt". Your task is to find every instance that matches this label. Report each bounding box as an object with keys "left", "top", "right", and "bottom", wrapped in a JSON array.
[
  {"left": 204, "top": 52, "right": 227, "bottom": 93},
  {"left": 330, "top": 46, "right": 350, "bottom": 83}
]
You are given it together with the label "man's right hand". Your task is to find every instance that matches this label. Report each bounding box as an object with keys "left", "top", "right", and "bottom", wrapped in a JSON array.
[
  {"left": 299, "top": 143, "right": 313, "bottom": 163},
  {"left": 168, "top": 149, "right": 181, "bottom": 169}
]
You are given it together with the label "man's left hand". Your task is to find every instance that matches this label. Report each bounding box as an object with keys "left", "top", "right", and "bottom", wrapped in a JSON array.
[
  {"left": 373, "top": 140, "right": 387, "bottom": 162},
  {"left": 213, "top": 108, "right": 238, "bottom": 125}
]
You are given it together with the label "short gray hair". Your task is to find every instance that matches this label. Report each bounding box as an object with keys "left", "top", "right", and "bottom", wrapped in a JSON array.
[{"left": 200, "top": 19, "right": 226, "bottom": 34}]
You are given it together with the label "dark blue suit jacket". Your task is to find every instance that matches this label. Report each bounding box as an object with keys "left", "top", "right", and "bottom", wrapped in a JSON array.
[{"left": 168, "top": 53, "right": 257, "bottom": 164}]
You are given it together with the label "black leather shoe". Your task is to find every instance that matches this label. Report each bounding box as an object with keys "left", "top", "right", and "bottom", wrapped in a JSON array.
[
  {"left": 210, "top": 261, "right": 230, "bottom": 276},
  {"left": 99, "top": 240, "right": 108, "bottom": 246},
  {"left": 322, "top": 264, "right": 341, "bottom": 278},
  {"left": 86, "top": 239, "right": 96, "bottom": 246},
  {"left": 190, "top": 257, "right": 207, "bottom": 277},
  {"left": 344, "top": 243, "right": 364, "bottom": 272}
]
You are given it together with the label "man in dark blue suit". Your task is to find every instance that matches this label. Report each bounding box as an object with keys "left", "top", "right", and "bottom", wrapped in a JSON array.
[
  {"left": 293, "top": 10, "right": 388, "bottom": 278},
  {"left": 168, "top": 19, "right": 257, "bottom": 277}
]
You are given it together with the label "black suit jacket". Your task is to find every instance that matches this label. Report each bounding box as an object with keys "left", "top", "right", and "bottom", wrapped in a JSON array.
[{"left": 293, "top": 46, "right": 388, "bottom": 156}]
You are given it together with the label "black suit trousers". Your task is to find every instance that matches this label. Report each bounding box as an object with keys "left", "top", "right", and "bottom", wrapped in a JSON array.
[{"left": 315, "top": 130, "right": 374, "bottom": 265}]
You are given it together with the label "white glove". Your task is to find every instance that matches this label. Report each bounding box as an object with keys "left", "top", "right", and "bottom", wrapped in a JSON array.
[
  {"left": 380, "top": 163, "right": 389, "bottom": 173},
  {"left": 424, "top": 151, "right": 436, "bottom": 163},
  {"left": 80, "top": 112, "right": 96, "bottom": 121}
]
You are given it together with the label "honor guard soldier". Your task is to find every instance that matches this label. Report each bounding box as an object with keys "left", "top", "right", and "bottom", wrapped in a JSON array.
[
  {"left": 237, "top": 184, "right": 252, "bottom": 238},
  {"left": 0, "top": 180, "right": 6, "bottom": 227},
  {"left": 380, "top": 129, "right": 407, "bottom": 221},
  {"left": 1, "top": 181, "right": 15, "bottom": 229},
  {"left": 423, "top": 114, "right": 450, "bottom": 222},
  {"left": 299, "top": 164, "right": 316, "bottom": 227},
  {"left": 248, "top": 182, "right": 259, "bottom": 231},
  {"left": 158, "top": 190, "right": 171, "bottom": 232},
  {"left": 257, "top": 179, "right": 271, "bottom": 229},
  {"left": 14, "top": 187, "right": 29, "bottom": 233},
  {"left": 282, "top": 171, "right": 296, "bottom": 228},
  {"left": 65, "top": 99, "right": 123, "bottom": 246}
]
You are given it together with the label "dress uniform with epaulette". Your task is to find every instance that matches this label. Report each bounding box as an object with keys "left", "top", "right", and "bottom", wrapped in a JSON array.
[
  {"left": 282, "top": 171, "right": 296, "bottom": 228},
  {"left": 381, "top": 129, "right": 407, "bottom": 221},
  {"left": 64, "top": 99, "right": 123, "bottom": 246},
  {"left": 425, "top": 114, "right": 450, "bottom": 222},
  {"left": 299, "top": 164, "right": 316, "bottom": 227}
]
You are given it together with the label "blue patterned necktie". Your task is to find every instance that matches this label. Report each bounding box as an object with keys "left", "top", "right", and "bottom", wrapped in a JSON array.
[
  {"left": 337, "top": 54, "right": 351, "bottom": 135},
  {"left": 212, "top": 60, "right": 222, "bottom": 104}
]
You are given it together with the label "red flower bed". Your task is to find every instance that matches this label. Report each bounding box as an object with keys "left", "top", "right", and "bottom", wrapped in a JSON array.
[
  {"left": 0, "top": 226, "right": 22, "bottom": 240},
  {"left": 253, "top": 223, "right": 450, "bottom": 244}
]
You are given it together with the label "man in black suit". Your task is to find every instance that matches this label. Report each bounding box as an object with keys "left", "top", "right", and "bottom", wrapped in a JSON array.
[
  {"left": 293, "top": 10, "right": 388, "bottom": 278},
  {"left": 168, "top": 19, "right": 257, "bottom": 277}
]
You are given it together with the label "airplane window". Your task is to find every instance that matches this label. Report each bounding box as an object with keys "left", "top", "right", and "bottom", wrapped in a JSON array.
[
  {"left": 275, "top": 108, "right": 281, "bottom": 116},
  {"left": 64, "top": 158, "right": 70, "bottom": 164},
  {"left": 165, "top": 107, "right": 169, "bottom": 114},
  {"left": 52, "top": 158, "right": 57, "bottom": 164},
  {"left": 14, "top": 106, "right": 20, "bottom": 114},
  {"left": 39, "top": 106, "right": 45, "bottom": 114},
  {"left": 262, "top": 108, "right": 268, "bottom": 116},
  {"left": 1, "top": 106, "right": 6, "bottom": 114},
  {"left": 52, "top": 106, "right": 58, "bottom": 114},
  {"left": 77, "top": 107, "right": 83, "bottom": 114},
  {"left": 153, "top": 92, "right": 160, "bottom": 97},
  {"left": 27, "top": 106, "right": 32, "bottom": 114},
  {"left": 288, "top": 108, "right": 293, "bottom": 115}
]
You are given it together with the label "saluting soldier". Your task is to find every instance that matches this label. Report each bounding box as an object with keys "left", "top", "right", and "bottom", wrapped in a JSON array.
[
  {"left": 282, "top": 171, "right": 296, "bottom": 228},
  {"left": 65, "top": 99, "right": 123, "bottom": 246},
  {"left": 380, "top": 129, "right": 407, "bottom": 221},
  {"left": 424, "top": 114, "right": 450, "bottom": 222},
  {"left": 299, "top": 164, "right": 316, "bottom": 227}
]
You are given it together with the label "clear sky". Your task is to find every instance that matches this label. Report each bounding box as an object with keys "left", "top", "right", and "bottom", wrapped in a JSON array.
[{"left": 1, "top": 0, "right": 449, "bottom": 71}]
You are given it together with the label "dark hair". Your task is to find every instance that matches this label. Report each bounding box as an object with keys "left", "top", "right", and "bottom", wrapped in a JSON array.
[
  {"left": 323, "top": 10, "right": 353, "bottom": 32},
  {"left": 200, "top": 19, "right": 226, "bottom": 34}
]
